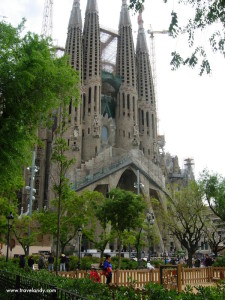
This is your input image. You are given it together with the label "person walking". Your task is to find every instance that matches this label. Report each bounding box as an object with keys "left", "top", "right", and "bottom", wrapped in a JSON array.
[
  {"left": 28, "top": 255, "right": 34, "bottom": 269},
  {"left": 60, "top": 253, "right": 66, "bottom": 272},
  {"left": 103, "top": 254, "right": 112, "bottom": 285},
  {"left": 48, "top": 253, "right": 54, "bottom": 272},
  {"left": 38, "top": 254, "right": 45, "bottom": 270}
]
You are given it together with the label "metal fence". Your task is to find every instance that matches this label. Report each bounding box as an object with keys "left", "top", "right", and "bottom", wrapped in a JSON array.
[{"left": 0, "top": 271, "right": 89, "bottom": 300}]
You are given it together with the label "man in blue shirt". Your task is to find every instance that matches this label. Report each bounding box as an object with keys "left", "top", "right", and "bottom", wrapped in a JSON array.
[{"left": 103, "top": 254, "right": 112, "bottom": 285}]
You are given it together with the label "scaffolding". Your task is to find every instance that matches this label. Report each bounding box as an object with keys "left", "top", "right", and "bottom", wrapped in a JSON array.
[{"left": 100, "top": 25, "right": 119, "bottom": 73}]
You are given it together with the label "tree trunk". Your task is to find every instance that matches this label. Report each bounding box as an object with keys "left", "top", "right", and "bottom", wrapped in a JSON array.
[
  {"left": 55, "top": 191, "right": 61, "bottom": 275},
  {"left": 61, "top": 243, "right": 65, "bottom": 254},
  {"left": 118, "top": 238, "right": 122, "bottom": 270},
  {"left": 100, "top": 250, "right": 104, "bottom": 260},
  {"left": 187, "top": 251, "right": 193, "bottom": 268},
  {"left": 214, "top": 246, "right": 218, "bottom": 258}
]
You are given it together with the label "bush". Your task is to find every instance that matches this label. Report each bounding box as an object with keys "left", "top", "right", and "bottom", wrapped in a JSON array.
[
  {"left": 213, "top": 254, "right": 225, "bottom": 267},
  {"left": 151, "top": 259, "right": 164, "bottom": 268},
  {"left": 68, "top": 255, "right": 78, "bottom": 270},
  {"left": 80, "top": 256, "right": 99, "bottom": 270},
  {"left": 111, "top": 257, "right": 138, "bottom": 269},
  {"left": 1, "top": 259, "right": 225, "bottom": 299}
]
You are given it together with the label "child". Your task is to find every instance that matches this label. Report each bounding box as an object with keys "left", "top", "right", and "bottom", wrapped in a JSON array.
[{"left": 90, "top": 265, "right": 100, "bottom": 283}]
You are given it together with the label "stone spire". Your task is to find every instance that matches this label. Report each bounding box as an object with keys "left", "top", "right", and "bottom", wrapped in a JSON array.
[
  {"left": 86, "top": 0, "right": 99, "bottom": 14},
  {"left": 65, "top": 0, "right": 83, "bottom": 71},
  {"left": 136, "top": 9, "right": 158, "bottom": 162},
  {"left": 83, "top": 0, "right": 101, "bottom": 81},
  {"left": 68, "top": 0, "right": 82, "bottom": 29},
  {"left": 116, "top": 0, "right": 139, "bottom": 150},
  {"left": 64, "top": 0, "right": 83, "bottom": 167},
  {"left": 119, "top": 0, "right": 131, "bottom": 27},
  {"left": 82, "top": 0, "right": 101, "bottom": 161},
  {"left": 136, "top": 10, "right": 148, "bottom": 53}
]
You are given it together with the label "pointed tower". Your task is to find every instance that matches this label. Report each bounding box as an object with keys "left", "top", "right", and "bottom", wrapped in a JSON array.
[
  {"left": 136, "top": 9, "right": 158, "bottom": 162},
  {"left": 64, "top": 0, "right": 83, "bottom": 166},
  {"left": 82, "top": 0, "right": 101, "bottom": 161},
  {"left": 116, "top": 0, "right": 139, "bottom": 150}
]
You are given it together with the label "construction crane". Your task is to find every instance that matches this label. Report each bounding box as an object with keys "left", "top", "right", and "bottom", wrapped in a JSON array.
[
  {"left": 147, "top": 26, "right": 169, "bottom": 87},
  {"left": 41, "top": 0, "right": 54, "bottom": 37},
  {"left": 147, "top": 26, "right": 169, "bottom": 132},
  {"left": 41, "top": 0, "right": 65, "bottom": 54}
]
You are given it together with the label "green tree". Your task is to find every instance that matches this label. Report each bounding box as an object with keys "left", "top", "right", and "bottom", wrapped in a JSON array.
[
  {"left": 0, "top": 177, "right": 23, "bottom": 242},
  {"left": 83, "top": 191, "right": 114, "bottom": 261},
  {"left": 0, "top": 20, "right": 79, "bottom": 245},
  {"left": 204, "top": 223, "right": 225, "bottom": 257},
  {"left": 50, "top": 98, "right": 78, "bottom": 274},
  {"left": 97, "top": 188, "right": 145, "bottom": 269},
  {"left": 36, "top": 192, "right": 84, "bottom": 254},
  {"left": 200, "top": 170, "right": 225, "bottom": 222},
  {"left": 163, "top": 182, "right": 207, "bottom": 267},
  {"left": 12, "top": 215, "right": 38, "bottom": 256},
  {"left": 0, "top": 19, "right": 78, "bottom": 194},
  {"left": 129, "top": 0, "right": 225, "bottom": 75}
]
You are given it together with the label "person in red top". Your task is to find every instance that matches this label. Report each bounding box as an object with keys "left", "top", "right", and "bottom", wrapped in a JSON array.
[{"left": 90, "top": 265, "right": 100, "bottom": 283}]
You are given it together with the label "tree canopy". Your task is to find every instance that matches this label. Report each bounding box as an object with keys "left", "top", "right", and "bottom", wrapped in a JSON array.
[
  {"left": 199, "top": 170, "right": 225, "bottom": 222},
  {"left": 97, "top": 188, "right": 146, "bottom": 268},
  {"left": 129, "top": 0, "right": 225, "bottom": 75},
  {"left": 0, "top": 20, "right": 79, "bottom": 191},
  {"left": 161, "top": 182, "right": 208, "bottom": 267},
  {"left": 0, "top": 20, "right": 79, "bottom": 249}
]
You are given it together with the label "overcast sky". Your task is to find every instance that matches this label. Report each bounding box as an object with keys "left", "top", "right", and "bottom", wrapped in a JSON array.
[{"left": 1, "top": 0, "right": 225, "bottom": 178}]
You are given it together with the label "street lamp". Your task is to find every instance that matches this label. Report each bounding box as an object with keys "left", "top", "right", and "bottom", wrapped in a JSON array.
[
  {"left": 134, "top": 170, "right": 144, "bottom": 195},
  {"left": 6, "top": 212, "right": 14, "bottom": 262},
  {"left": 146, "top": 211, "right": 155, "bottom": 261},
  {"left": 26, "top": 150, "right": 39, "bottom": 255},
  {"left": 78, "top": 228, "right": 82, "bottom": 270},
  {"left": 162, "top": 237, "right": 167, "bottom": 265}
]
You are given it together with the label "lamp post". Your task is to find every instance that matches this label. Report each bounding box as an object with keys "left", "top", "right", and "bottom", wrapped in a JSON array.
[
  {"left": 163, "top": 237, "right": 167, "bottom": 265},
  {"left": 78, "top": 228, "right": 82, "bottom": 270},
  {"left": 26, "top": 150, "right": 39, "bottom": 255},
  {"left": 146, "top": 211, "right": 155, "bottom": 261},
  {"left": 6, "top": 212, "right": 14, "bottom": 262},
  {"left": 134, "top": 170, "right": 144, "bottom": 267}
]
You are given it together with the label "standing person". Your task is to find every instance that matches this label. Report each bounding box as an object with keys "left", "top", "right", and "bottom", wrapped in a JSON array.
[
  {"left": 48, "top": 253, "right": 54, "bottom": 272},
  {"left": 38, "top": 253, "right": 45, "bottom": 270},
  {"left": 60, "top": 253, "right": 66, "bottom": 272},
  {"left": 28, "top": 255, "right": 34, "bottom": 269},
  {"left": 103, "top": 254, "right": 112, "bottom": 285},
  {"left": 90, "top": 265, "right": 100, "bottom": 283},
  {"left": 205, "top": 254, "right": 213, "bottom": 267},
  {"left": 19, "top": 255, "right": 25, "bottom": 268},
  {"left": 194, "top": 257, "right": 201, "bottom": 268}
]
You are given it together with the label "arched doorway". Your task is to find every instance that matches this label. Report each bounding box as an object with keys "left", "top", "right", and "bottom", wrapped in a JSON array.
[{"left": 116, "top": 169, "right": 138, "bottom": 193}]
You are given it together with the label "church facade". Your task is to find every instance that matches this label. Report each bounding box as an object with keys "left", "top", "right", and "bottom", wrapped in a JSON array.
[{"left": 21, "top": 0, "right": 194, "bottom": 254}]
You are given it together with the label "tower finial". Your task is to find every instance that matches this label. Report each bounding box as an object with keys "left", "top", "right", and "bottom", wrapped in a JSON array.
[
  {"left": 122, "top": 0, "right": 127, "bottom": 5},
  {"left": 138, "top": 9, "right": 144, "bottom": 29},
  {"left": 86, "top": 0, "right": 99, "bottom": 13}
]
